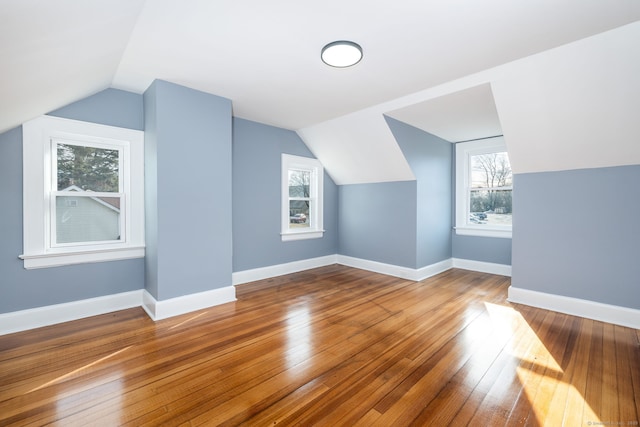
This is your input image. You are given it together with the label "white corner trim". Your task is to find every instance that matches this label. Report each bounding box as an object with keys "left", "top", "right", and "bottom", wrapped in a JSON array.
[
  {"left": 141, "top": 286, "right": 237, "bottom": 321},
  {"left": 452, "top": 258, "right": 512, "bottom": 277},
  {"left": 0, "top": 290, "right": 143, "bottom": 336},
  {"left": 508, "top": 286, "right": 640, "bottom": 329},
  {"left": 232, "top": 255, "right": 338, "bottom": 286}
]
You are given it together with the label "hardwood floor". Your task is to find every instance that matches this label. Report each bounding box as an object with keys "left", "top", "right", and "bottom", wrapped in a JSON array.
[{"left": 1, "top": 266, "right": 638, "bottom": 426}]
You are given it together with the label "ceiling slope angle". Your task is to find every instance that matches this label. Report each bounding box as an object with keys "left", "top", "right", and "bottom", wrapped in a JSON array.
[
  {"left": 385, "top": 84, "right": 503, "bottom": 143},
  {"left": 0, "top": 0, "right": 147, "bottom": 134},
  {"left": 297, "top": 109, "right": 416, "bottom": 186}
]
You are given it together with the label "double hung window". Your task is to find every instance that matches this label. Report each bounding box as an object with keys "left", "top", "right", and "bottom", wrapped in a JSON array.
[
  {"left": 21, "top": 116, "right": 144, "bottom": 269},
  {"left": 281, "top": 154, "right": 324, "bottom": 241},
  {"left": 455, "top": 137, "right": 512, "bottom": 238},
  {"left": 52, "top": 139, "right": 124, "bottom": 246}
]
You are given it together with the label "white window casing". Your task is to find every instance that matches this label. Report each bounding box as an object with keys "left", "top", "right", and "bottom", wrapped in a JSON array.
[
  {"left": 281, "top": 154, "right": 324, "bottom": 241},
  {"left": 455, "top": 137, "right": 512, "bottom": 239},
  {"left": 21, "top": 116, "right": 145, "bottom": 269}
]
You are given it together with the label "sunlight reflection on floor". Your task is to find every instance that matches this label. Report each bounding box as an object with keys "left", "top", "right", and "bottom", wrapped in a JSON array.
[
  {"left": 169, "top": 311, "right": 208, "bottom": 330},
  {"left": 30, "top": 346, "right": 132, "bottom": 393},
  {"left": 484, "top": 302, "right": 601, "bottom": 425},
  {"left": 286, "top": 306, "right": 312, "bottom": 369}
]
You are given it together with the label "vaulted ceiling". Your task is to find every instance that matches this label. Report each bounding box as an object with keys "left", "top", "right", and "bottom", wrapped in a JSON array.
[{"left": 2, "top": 1, "right": 639, "bottom": 183}]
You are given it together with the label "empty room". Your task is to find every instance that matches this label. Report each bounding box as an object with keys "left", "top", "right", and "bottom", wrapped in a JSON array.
[{"left": 1, "top": 1, "right": 639, "bottom": 425}]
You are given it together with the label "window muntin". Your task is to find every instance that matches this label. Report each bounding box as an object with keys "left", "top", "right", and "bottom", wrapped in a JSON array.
[
  {"left": 455, "top": 137, "right": 512, "bottom": 238},
  {"left": 281, "top": 154, "right": 324, "bottom": 241}
]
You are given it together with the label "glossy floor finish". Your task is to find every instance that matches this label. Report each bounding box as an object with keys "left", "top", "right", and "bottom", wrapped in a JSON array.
[{"left": 1, "top": 266, "right": 639, "bottom": 426}]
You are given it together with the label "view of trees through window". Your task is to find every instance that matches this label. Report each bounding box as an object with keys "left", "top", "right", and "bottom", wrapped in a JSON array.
[
  {"left": 469, "top": 152, "right": 512, "bottom": 226},
  {"left": 55, "top": 142, "right": 122, "bottom": 245},
  {"left": 57, "top": 143, "right": 119, "bottom": 192},
  {"left": 288, "top": 169, "right": 310, "bottom": 228}
]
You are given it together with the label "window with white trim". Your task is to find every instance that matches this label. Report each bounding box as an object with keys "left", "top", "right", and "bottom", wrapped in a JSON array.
[
  {"left": 281, "top": 154, "right": 324, "bottom": 241},
  {"left": 455, "top": 137, "right": 512, "bottom": 238},
  {"left": 21, "top": 116, "right": 145, "bottom": 269}
]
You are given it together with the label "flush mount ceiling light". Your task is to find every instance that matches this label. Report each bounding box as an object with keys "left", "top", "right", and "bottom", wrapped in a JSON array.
[{"left": 321, "top": 41, "right": 363, "bottom": 68}]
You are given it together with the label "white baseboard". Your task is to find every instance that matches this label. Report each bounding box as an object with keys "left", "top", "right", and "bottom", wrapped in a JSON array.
[
  {"left": 0, "top": 285, "right": 237, "bottom": 335},
  {"left": 336, "top": 255, "right": 416, "bottom": 280},
  {"left": 141, "top": 286, "right": 236, "bottom": 321},
  {"left": 336, "top": 255, "right": 453, "bottom": 281},
  {"left": 452, "top": 258, "right": 512, "bottom": 277},
  {"left": 508, "top": 286, "right": 640, "bottom": 329},
  {"left": 0, "top": 290, "right": 143, "bottom": 336},
  {"left": 414, "top": 259, "right": 455, "bottom": 281},
  {"left": 232, "top": 254, "right": 338, "bottom": 285},
  {"left": 1, "top": 255, "right": 515, "bottom": 336}
]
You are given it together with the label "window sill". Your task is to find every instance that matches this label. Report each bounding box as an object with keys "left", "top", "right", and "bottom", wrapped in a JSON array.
[
  {"left": 454, "top": 227, "right": 512, "bottom": 239},
  {"left": 281, "top": 230, "right": 325, "bottom": 242},
  {"left": 19, "top": 246, "right": 145, "bottom": 269}
]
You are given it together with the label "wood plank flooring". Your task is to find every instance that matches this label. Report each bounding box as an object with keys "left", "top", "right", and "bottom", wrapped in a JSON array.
[{"left": 0, "top": 266, "right": 638, "bottom": 426}]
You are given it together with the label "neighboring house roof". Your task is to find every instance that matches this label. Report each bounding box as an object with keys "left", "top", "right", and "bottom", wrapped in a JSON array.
[{"left": 62, "top": 185, "right": 120, "bottom": 213}]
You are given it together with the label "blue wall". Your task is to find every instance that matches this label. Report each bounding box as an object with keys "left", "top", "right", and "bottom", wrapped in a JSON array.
[
  {"left": 48, "top": 88, "right": 144, "bottom": 131},
  {"left": 144, "top": 81, "right": 233, "bottom": 300},
  {"left": 0, "top": 89, "right": 145, "bottom": 314},
  {"left": 5, "top": 85, "right": 635, "bottom": 319},
  {"left": 511, "top": 165, "right": 640, "bottom": 309},
  {"left": 338, "top": 118, "right": 455, "bottom": 270},
  {"left": 387, "top": 117, "right": 452, "bottom": 268},
  {"left": 340, "top": 117, "right": 511, "bottom": 271},
  {"left": 452, "top": 235, "right": 512, "bottom": 265},
  {"left": 338, "top": 181, "right": 417, "bottom": 268},
  {"left": 232, "top": 118, "right": 338, "bottom": 271}
]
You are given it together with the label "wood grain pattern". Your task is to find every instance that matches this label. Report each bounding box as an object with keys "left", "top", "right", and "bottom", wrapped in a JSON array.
[{"left": 0, "top": 266, "right": 638, "bottom": 426}]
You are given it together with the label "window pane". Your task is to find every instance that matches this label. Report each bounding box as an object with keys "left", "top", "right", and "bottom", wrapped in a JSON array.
[
  {"left": 289, "top": 200, "right": 310, "bottom": 229},
  {"left": 55, "top": 195, "right": 121, "bottom": 243},
  {"left": 289, "top": 169, "right": 310, "bottom": 198},
  {"left": 57, "top": 143, "right": 119, "bottom": 192},
  {"left": 470, "top": 152, "right": 512, "bottom": 188},
  {"left": 469, "top": 189, "right": 512, "bottom": 226}
]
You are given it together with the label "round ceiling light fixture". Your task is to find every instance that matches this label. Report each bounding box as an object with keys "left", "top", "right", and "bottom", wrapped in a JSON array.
[{"left": 321, "top": 41, "right": 363, "bottom": 68}]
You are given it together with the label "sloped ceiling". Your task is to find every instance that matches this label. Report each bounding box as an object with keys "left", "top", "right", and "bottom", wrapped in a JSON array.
[
  {"left": 1, "top": 1, "right": 639, "bottom": 183},
  {"left": 386, "top": 84, "right": 502, "bottom": 143},
  {"left": 0, "top": 0, "right": 146, "bottom": 136},
  {"left": 300, "top": 21, "right": 640, "bottom": 181}
]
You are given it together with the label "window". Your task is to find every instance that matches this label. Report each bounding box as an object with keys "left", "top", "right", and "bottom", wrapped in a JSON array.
[
  {"left": 281, "top": 154, "right": 324, "bottom": 241},
  {"left": 21, "top": 116, "right": 144, "bottom": 269},
  {"left": 53, "top": 140, "right": 124, "bottom": 246},
  {"left": 455, "top": 137, "right": 512, "bottom": 238}
]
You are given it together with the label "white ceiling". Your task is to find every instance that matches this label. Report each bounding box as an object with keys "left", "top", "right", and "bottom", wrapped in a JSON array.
[
  {"left": 299, "top": 22, "right": 640, "bottom": 183},
  {"left": 386, "top": 84, "right": 502, "bottom": 143},
  {"left": 2, "top": 0, "right": 639, "bottom": 135},
  {"left": 1, "top": 1, "right": 639, "bottom": 183}
]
